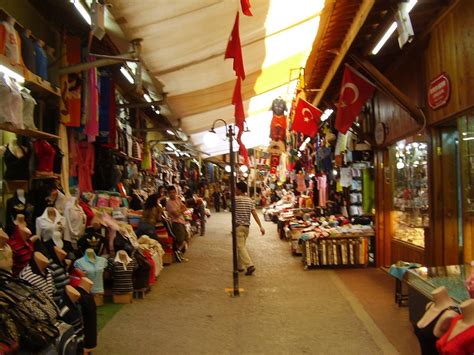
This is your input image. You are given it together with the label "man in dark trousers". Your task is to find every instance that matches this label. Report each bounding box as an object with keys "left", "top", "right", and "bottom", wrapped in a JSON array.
[
  {"left": 234, "top": 181, "right": 265, "bottom": 276},
  {"left": 212, "top": 188, "right": 221, "bottom": 212}
]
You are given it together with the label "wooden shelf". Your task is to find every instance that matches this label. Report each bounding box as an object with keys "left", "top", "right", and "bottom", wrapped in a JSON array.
[
  {"left": 31, "top": 175, "right": 59, "bottom": 180},
  {"left": 0, "top": 54, "right": 60, "bottom": 97},
  {"left": 0, "top": 123, "right": 60, "bottom": 140}
]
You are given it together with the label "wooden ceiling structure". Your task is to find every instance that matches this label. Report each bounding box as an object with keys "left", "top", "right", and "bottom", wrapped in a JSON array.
[{"left": 304, "top": 0, "right": 457, "bottom": 120}]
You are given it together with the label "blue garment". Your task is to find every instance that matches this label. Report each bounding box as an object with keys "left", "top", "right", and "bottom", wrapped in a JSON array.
[
  {"left": 388, "top": 263, "right": 421, "bottom": 280},
  {"left": 74, "top": 252, "right": 107, "bottom": 294},
  {"left": 33, "top": 42, "right": 48, "bottom": 80},
  {"left": 20, "top": 31, "right": 36, "bottom": 73}
]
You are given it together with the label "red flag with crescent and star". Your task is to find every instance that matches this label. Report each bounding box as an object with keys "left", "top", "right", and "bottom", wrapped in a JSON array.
[
  {"left": 291, "top": 98, "right": 322, "bottom": 138},
  {"left": 335, "top": 65, "right": 376, "bottom": 134}
]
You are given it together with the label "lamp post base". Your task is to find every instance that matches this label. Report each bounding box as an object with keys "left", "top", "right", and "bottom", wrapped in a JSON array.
[{"left": 224, "top": 287, "right": 245, "bottom": 297}]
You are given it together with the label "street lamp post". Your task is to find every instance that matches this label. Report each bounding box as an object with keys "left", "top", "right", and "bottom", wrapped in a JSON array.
[{"left": 206, "top": 119, "right": 240, "bottom": 296}]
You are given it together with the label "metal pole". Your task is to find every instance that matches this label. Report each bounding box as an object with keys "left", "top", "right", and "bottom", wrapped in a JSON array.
[{"left": 228, "top": 125, "right": 239, "bottom": 296}]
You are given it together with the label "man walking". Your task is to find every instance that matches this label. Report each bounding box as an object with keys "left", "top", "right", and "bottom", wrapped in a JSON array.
[{"left": 235, "top": 181, "right": 265, "bottom": 276}]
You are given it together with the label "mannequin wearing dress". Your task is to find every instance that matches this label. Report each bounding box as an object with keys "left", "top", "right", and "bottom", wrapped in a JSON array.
[
  {"left": 436, "top": 299, "right": 474, "bottom": 354},
  {"left": 1, "top": 138, "right": 30, "bottom": 180},
  {"left": 8, "top": 217, "right": 34, "bottom": 276},
  {"left": 414, "top": 287, "right": 459, "bottom": 355},
  {"left": 0, "top": 228, "right": 13, "bottom": 272}
]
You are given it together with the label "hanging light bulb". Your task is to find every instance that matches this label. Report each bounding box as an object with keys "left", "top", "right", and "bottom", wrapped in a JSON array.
[
  {"left": 225, "top": 165, "right": 231, "bottom": 173},
  {"left": 204, "top": 131, "right": 219, "bottom": 148},
  {"left": 239, "top": 165, "right": 248, "bottom": 173},
  {"left": 397, "top": 160, "right": 405, "bottom": 169}
]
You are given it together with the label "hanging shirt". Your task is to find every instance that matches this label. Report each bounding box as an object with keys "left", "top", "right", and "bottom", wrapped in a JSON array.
[
  {"left": 0, "top": 21, "right": 22, "bottom": 65},
  {"left": 20, "top": 30, "right": 36, "bottom": 73},
  {"left": 317, "top": 174, "right": 327, "bottom": 208},
  {"left": 84, "top": 63, "right": 99, "bottom": 142},
  {"left": 63, "top": 199, "right": 86, "bottom": 249},
  {"left": 74, "top": 253, "right": 107, "bottom": 294}
]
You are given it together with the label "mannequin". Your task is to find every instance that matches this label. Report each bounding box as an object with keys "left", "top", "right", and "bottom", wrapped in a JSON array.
[
  {"left": 2, "top": 138, "right": 30, "bottom": 181},
  {"left": 34, "top": 39, "right": 48, "bottom": 80},
  {"left": 65, "top": 284, "right": 80, "bottom": 303},
  {"left": 112, "top": 250, "right": 136, "bottom": 303},
  {"left": 19, "top": 251, "right": 55, "bottom": 298},
  {"left": 0, "top": 16, "right": 22, "bottom": 65},
  {"left": 0, "top": 228, "right": 13, "bottom": 272},
  {"left": 21, "top": 88, "right": 37, "bottom": 130},
  {"left": 73, "top": 248, "right": 107, "bottom": 295},
  {"left": 8, "top": 220, "right": 34, "bottom": 276},
  {"left": 5, "top": 194, "right": 29, "bottom": 236},
  {"left": 414, "top": 287, "right": 459, "bottom": 355},
  {"left": 77, "top": 277, "right": 97, "bottom": 352},
  {"left": 63, "top": 197, "right": 86, "bottom": 251},
  {"left": 20, "top": 28, "right": 36, "bottom": 73},
  {"left": 436, "top": 299, "right": 474, "bottom": 354},
  {"left": 34, "top": 139, "right": 56, "bottom": 175},
  {"left": 36, "top": 207, "right": 65, "bottom": 246}
]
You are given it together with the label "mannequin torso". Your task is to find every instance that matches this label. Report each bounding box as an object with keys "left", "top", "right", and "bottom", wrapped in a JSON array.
[
  {"left": 0, "top": 228, "right": 13, "bottom": 272},
  {"left": 448, "top": 299, "right": 474, "bottom": 340},
  {"left": 65, "top": 285, "right": 80, "bottom": 303},
  {"left": 417, "top": 287, "right": 459, "bottom": 336}
]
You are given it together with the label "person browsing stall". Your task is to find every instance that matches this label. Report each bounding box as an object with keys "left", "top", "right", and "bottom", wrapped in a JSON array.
[{"left": 235, "top": 181, "right": 265, "bottom": 276}]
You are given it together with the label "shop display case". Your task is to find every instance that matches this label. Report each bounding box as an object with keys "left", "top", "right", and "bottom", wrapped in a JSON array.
[
  {"left": 458, "top": 116, "right": 474, "bottom": 214},
  {"left": 406, "top": 264, "right": 470, "bottom": 323},
  {"left": 390, "top": 137, "right": 429, "bottom": 264}
]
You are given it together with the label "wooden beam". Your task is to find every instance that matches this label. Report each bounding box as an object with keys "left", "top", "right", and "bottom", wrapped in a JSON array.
[
  {"left": 350, "top": 54, "right": 425, "bottom": 126},
  {"left": 312, "top": 0, "right": 375, "bottom": 107}
]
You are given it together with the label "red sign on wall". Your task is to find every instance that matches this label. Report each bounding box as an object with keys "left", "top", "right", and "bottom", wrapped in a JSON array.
[{"left": 428, "top": 73, "right": 450, "bottom": 110}]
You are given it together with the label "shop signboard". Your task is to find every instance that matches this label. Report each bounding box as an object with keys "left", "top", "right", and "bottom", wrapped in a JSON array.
[{"left": 428, "top": 73, "right": 450, "bottom": 110}]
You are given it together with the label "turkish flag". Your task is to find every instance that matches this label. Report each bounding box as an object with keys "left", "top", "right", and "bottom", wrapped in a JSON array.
[
  {"left": 335, "top": 66, "right": 376, "bottom": 134},
  {"left": 291, "top": 98, "right": 322, "bottom": 138},
  {"left": 232, "top": 77, "right": 249, "bottom": 166},
  {"left": 225, "top": 12, "right": 245, "bottom": 79},
  {"left": 240, "top": 0, "right": 253, "bottom": 16}
]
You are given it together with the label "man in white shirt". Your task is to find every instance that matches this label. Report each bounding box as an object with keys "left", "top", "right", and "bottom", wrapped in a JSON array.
[{"left": 234, "top": 181, "right": 265, "bottom": 276}]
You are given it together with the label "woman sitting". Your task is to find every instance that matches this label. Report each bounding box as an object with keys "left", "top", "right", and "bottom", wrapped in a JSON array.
[{"left": 136, "top": 194, "right": 163, "bottom": 238}]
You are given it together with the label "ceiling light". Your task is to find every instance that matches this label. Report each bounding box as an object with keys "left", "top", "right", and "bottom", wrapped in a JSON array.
[
  {"left": 243, "top": 173, "right": 248, "bottom": 178},
  {"left": 320, "top": 109, "right": 334, "bottom": 122},
  {"left": 240, "top": 165, "right": 249, "bottom": 173},
  {"left": 225, "top": 165, "right": 231, "bottom": 173},
  {"left": 183, "top": 152, "right": 190, "bottom": 157},
  {"left": 143, "top": 94, "right": 152, "bottom": 103},
  {"left": 165, "top": 146, "right": 173, "bottom": 152},
  {"left": 0, "top": 65, "right": 25, "bottom": 84},
  {"left": 166, "top": 129, "right": 175, "bottom": 136},
  {"left": 463, "top": 137, "right": 474, "bottom": 141},
  {"left": 397, "top": 160, "right": 405, "bottom": 169},
  {"left": 167, "top": 142, "right": 176, "bottom": 150},
  {"left": 371, "top": 0, "right": 417, "bottom": 55},
  {"left": 154, "top": 108, "right": 161, "bottom": 115},
  {"left": 120, "top": 66, "right": 134, "bottom": 84},
  {"left": 204, "top": 131, "right": 219, "bottom": 148},
  {"left": 72, "top": 0, "right": 91, "bottom": 25}
]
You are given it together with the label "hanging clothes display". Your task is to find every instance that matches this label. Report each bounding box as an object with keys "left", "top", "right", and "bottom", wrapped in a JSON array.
[
  {"left": 33, "top": 40, "right": 48, "bottom": 80},
  {"left": 21, "top": 89, "right": 37, "bottom": 130},
  {"left": 84, "top": 61, "right": 99, "bottom": 142},
  {"left": 20, "top": 29, "right": 36, "bottom": 73},
  {"left": 61, "top": 36, "right": 82, "bottom": 126},
  {"left": 317, "top": 173, "right": 328, "bottom": 207},
  {"left": 63, "top": 198, "right": 86, "bottom": 250},
  {"left": 0, "top": 18, "right": 22, "bottom": 65},
  {"left": 73, "top": 141, "right": 95, "bottom": 192}
]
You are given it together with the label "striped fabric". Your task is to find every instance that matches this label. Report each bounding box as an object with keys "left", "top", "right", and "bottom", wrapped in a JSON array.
[
  {"left": 19, "top": 264, "right": 55, "bottom": 298},
  {"left": 49, "top": 261, "right": 70, "bottom": 305},
  {"left": 235, "top": 195, "right": 255, "bottom": 226}
]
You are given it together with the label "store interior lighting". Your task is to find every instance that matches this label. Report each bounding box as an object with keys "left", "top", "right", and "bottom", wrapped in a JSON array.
[
  {"left": 166, "top": 129, "right": 175, "bottom": 135},
  {"left": 120, "top": 66, "right": 134, "bottom": 84},
  {"left": 320, "top": 109, "right": 334, "bottom": 122},
  {"left": 371, "top": 0, "right": 417, "bottom": 55},
  {"left": 165, "top": 146, "right": 173, "bottom": 152},
  {"left": 167, "top": 142, "right": 176, "bottom": 150},
  {"left": 143, "top": 93, "right": 152, "bottom": 103},
  {"left": 225, "top": 165, "right": 231, "bottom": 173},
  {"left": 239, "top": 165, "right": 249, "bottom": 173},
  {"left": 72, "top": 0, "right": 91, "bottom": 25},
  {"left": 299, "top": 137, "right": 311, "bottom": 151},
  {"left": 0, "top": 65, "right": 25, "bottom": 84}
]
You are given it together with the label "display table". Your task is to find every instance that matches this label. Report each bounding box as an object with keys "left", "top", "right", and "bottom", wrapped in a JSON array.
[
  {"left": 405, "top": 264, "right": 470, "bottom": 323},
  {"left": 302, "top": 234, "right": 374, "bottom": 268}
]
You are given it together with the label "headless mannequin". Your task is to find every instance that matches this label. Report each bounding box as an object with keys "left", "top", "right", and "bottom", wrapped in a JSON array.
[
  {"left": 417, "top": 287, "right": 458, "bottom": 337},
  {"left": 448, "top": 299, "right": 474, "bottom": 340},
  {"left": 65, "top": 284, "right": 80, "bottom": 303},
  {"left": 54, "top": 246, "right": 67, "bottom": 262},
  {"left": 0, "top": 228, "right": 13, "bottom": 272},
  {"left": 14, "top": 213, "right": 27, "bottom": 228},
  {"left": 8, "top": 139, "right": 25, "bottom": 158},
  {"left": 33, "top": 251, "right": 49, "bottom": 274},
  {"left": 17, "top": 189, "right": 26, "bottom": 204},
  {"left": 78, "top": 277, "right": 94, "bottom": 293},
  {"left": 86, "top": 248, "right": 96, "bottom": 263}
]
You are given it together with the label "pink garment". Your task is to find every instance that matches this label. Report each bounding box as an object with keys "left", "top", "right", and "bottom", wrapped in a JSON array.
[
  {"left": 317, "top": 174, "right": 327, "bottom": 207},
  {"left": 75, "top": 142, "right": 95, "bottom": 192},
  {"left": 68, "top": 130, "right": 78, "bottom": 177},
  {"left": 84, "top": 63, "right": 99, "bottom": 142},
  {"left": 296, "top": 173, "right": 306, "bottom": 193}
]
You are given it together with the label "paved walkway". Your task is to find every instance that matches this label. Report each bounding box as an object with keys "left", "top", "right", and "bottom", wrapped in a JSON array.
[{"left": 97, "top": 211, "right": 399, "bottom": 354}]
